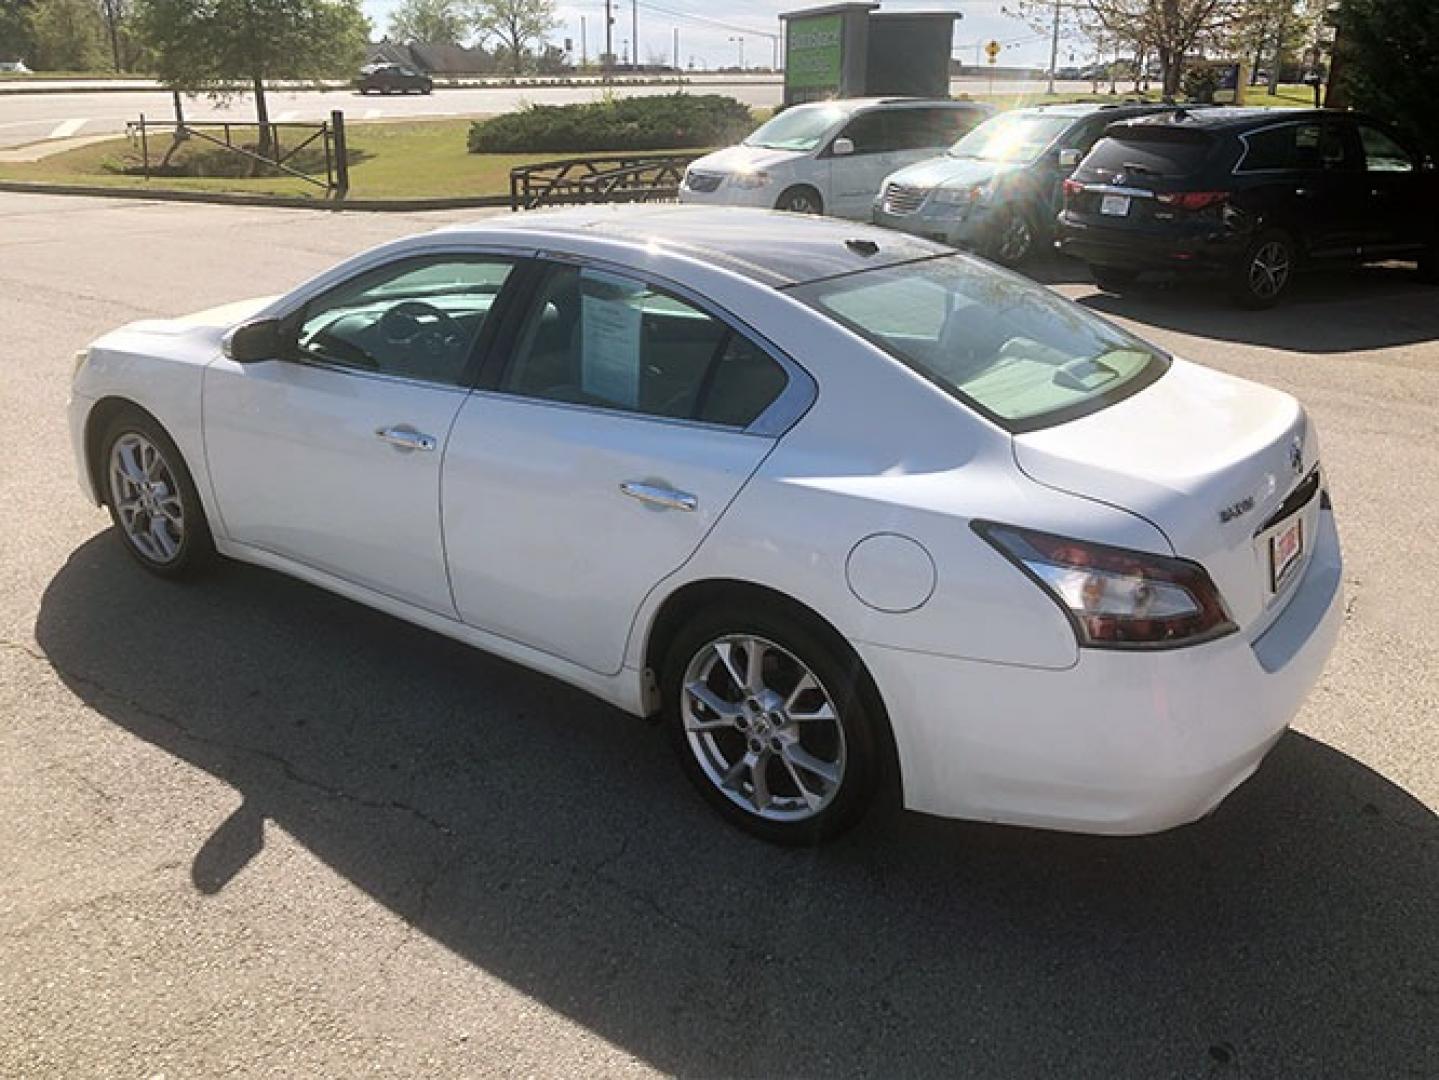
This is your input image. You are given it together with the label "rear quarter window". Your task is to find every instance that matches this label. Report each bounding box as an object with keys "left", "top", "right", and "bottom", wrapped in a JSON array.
[{"left": 1076, "top": 131, "right": 1215, "bottom": 181}]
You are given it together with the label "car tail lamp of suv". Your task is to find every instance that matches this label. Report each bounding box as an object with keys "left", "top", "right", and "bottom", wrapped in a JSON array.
[
  {"left": 975, "top": 522, "right": 1237, "bottom": 649},
  {"left": 1155, "top": 190, "right": 1230, "bottom": 211}
]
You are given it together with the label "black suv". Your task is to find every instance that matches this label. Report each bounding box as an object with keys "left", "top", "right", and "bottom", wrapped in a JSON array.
[
  {"left": 1058, "top": 107, "right": 1438, "bottom": 306},
  {"left": 356, "top": 63, "right": 433, "bottom": 95},
  {"left": 874, "top": 101, "right": 1184, "bottom": 266}
]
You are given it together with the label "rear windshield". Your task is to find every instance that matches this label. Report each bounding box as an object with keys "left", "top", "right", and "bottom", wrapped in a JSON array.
[
  {"left": 790, "top": 256, "right": 1168, "bottom": 432},
  {"left": 1076, "top": 131, "right": 1215, "bottom": 180}
]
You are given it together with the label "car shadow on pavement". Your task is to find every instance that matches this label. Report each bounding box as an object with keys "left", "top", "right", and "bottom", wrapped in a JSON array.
[
  {"left": 1073, "top": 265, "right": 1439, "bottom": 354},
  {"left": 36, "top": 536, "right": 1439, "bottom": 1079}
]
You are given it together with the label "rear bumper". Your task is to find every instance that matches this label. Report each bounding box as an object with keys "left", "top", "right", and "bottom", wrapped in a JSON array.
[
  {"left": 1057, "top": 213, "right": 1244, "bottom": 273},
  {"left": 863, "top": 508, "right": 1344, "bottom": 835}
]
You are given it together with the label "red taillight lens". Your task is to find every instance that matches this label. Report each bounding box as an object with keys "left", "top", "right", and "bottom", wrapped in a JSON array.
[
  {"left": 973, "top": 522, "right": 1237, "bottom": 649},
  {"left": 1062, "top": 178, "right": 1084, "bottom": 202},
  {"left": 1156, "top": 190, "right": 1229, "bottom": 211}
]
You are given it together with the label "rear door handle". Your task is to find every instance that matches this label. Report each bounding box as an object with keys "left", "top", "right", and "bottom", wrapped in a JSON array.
[
  {"left": 620, "top": 481, "right": 698, "bottom": 512},
  {"left": 375, "top": 426, "right": 437, "bottom": 452}
]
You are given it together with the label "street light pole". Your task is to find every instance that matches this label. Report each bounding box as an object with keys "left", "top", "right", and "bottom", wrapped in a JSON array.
[
  {"left": 632, "top": 0, "right": 638, "bottom": 70},
  {"left": 604, "top": 0, "right": 612, "bottom": 67},
  {"left": 1047, "top": 0, "right": 1060, "bottom": 94}
]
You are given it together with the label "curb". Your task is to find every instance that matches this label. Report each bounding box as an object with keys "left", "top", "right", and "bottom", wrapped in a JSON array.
[{"left": 0, "top": 179, "right": 513, "bottom": 212}]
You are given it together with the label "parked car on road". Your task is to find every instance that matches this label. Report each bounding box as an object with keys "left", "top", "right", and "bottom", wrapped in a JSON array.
[
  {"left": 356, "top": 63, "right": 433, "bottom": 95},
  {"left": 69, "top": 206, "right": 1342, "bottom": 844},
  {"left": 872, "top": 102, "right": 1183, "bottom": 265},
  {"left": 678, "top": 97, "right": 993, "bottom": 217},
  {"left": 1057, "top": 107, "right": 1439, "bottom": 306}
]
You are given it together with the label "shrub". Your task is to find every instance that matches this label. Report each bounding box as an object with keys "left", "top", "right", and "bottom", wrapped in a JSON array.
[
  {"left": 1182, "top": 66, "right": 1221, "bottom": 104},
  {"left": 468, "top": 93, "right": 754, "bottom": 153}
]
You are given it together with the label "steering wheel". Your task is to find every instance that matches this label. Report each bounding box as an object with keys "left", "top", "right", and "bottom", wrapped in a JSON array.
[{"left": 378, "top": 300, "right": 465, "bottom": 351}]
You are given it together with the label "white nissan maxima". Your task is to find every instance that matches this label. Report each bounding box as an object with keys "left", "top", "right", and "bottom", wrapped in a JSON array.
[{"left": 68, "top": 206, "right": 1343, "bottom": 844}]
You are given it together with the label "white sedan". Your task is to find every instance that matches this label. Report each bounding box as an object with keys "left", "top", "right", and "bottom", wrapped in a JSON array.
[{"left": 68, "top": 206, "right": 1343, "bottom": 844}]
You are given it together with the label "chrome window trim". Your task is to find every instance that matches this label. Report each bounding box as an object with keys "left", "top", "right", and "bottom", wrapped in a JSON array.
[
  {"left": 1231, "top": 118, "right": 1330, "bottom": 175},
  {"left": 1076, "top": 183, "right": 1156, "bottom": 198},
  {"left": 505, "top": 251, "right": 818, "bottom": 439}
]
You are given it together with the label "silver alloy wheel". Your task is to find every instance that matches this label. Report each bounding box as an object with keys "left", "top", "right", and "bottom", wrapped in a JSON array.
[
  {"left": 783, "top": 191, "right": 818, "bottom": 214},
  {"left": 108, "top": 432, "right": 184, "bottom": 564},
  {"left": 996, "top": 214, "right": 1033, "bottom": 263},
  {"left": 1248, "top": 240, "right": 1291, "bottom": 299},
  {"left": 681, "top": 634, "right": 847, "bottom": 822}
]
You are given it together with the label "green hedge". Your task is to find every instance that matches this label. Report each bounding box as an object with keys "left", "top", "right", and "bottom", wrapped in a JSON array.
[{"left": 468, "top": 94, "right": 754, "bottom": 153}]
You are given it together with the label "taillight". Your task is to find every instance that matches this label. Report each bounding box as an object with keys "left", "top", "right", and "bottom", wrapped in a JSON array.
[
  {"left": 973, "top": 522, "right": 1237, "bottom": 649},
  {"left": 1062, "top": 178, "right": 1084, "bottom": 202},
  {"left": 1155, "top": 190, "right": 1229, "bottom": 211}
]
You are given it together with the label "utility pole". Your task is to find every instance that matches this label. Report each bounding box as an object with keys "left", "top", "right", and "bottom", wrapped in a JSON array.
[
  {"left": 1046, "top": 0, "right": 1060, "bottom": 94},
  {"left": 604, "top": 0, "right": 613, "bottom": 68},
  {"left": 632, "top": 0, "right": 638, "bottom": 70},
  {"left": 581, "top": 16, "right": 587, "bottom": 66},
  {"left": 673, "top": 27, "right": 679, "bottom": 70}
]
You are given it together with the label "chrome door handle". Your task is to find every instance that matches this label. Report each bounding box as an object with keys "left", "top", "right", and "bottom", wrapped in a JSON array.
[
  {"left": 620, "top": 481, "right": 698, "bottom": 512},
  {"left": 375, "top": 426, "right": 437, "bottom": 452}
]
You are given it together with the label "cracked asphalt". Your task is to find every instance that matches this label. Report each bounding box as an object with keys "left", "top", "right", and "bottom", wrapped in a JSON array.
[{"left": 1, "top": 193, "right": 1436, "bottom": 1079}]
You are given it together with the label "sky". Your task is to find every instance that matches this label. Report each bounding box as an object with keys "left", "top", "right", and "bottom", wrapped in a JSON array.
[{"left": 359, "top": 0, "right": 1099, "bottom": 71}]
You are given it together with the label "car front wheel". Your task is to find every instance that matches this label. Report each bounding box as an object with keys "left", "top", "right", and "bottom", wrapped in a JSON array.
[
  {"left": 987, "top": 209, "right": 1037, "bottom": 266},
  {"left": 776, "top": 186, "right": 823, "bottom": 215},
  {"left": 662, "top": 606, "right": 886, "bottom": 844},
  {"left": 100, "top": 409, "right": 214, "bottom": 578}
]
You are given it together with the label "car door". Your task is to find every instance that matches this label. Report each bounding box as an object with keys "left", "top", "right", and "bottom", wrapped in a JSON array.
[
  {"left": 825, "top": 110, "right": 901, "bottom": 219},
  {"left": 442, "top": 260, "right": 810, "bottom": 675},
  {"left": 1236, "top": 120, "right": 1357, "bottom": 259},
  {"left": 204, "top": 252, "right": 521, "bottom": 617},
  {"left": 1353, "top": 120, "right": 1426, "bottom": 256}
]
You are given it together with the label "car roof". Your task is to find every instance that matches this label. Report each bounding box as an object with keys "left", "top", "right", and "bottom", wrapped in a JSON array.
[
  {"left": 788, "top": 97, "right": 985, "bottom": 115},
  {"left": 1113, "top": 106, "right": 1361, "bottom": 133},
  {"left": 1005, "top": 101, "right": 1181, "bottom": 121},
  {"left": 438, "top": 205, "right": 951, "bottom": 287}
]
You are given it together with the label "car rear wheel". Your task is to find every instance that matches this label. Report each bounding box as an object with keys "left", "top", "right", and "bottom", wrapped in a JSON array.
[
  {"left": 776, "top": 186, "right": 823, "bottom": 215},
  {"left": 1090, "top": 265, "right": 1139, "bottom": 293},
  {"left": 1231, "top": 229, "right": 1295, "bottom": 308},
  {"left": 662, "top": 606, "right": 885, "bottom": 845},
  {"left": 100, "top": 409, "right": 214, "bottom": 579}
]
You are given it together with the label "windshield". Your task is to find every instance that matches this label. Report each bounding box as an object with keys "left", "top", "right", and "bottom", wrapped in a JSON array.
[
  {"left": 744, "top": 105, "right": 848, "bottom": 151},
  {"left": 790, "top": 255, "right": 1168, "bottom": 431},
  {"left": 949, "top": 113, "right": 1073, "bottom": 163}
]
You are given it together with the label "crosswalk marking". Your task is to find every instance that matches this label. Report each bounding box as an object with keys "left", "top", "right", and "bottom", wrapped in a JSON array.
[{"left": 49, "top": 118, "right": 86, "bottom": 138}]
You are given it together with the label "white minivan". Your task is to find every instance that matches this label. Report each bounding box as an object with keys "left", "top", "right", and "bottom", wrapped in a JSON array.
[{"left": 679, "top": 98, "right": 993, "bottom": 219}]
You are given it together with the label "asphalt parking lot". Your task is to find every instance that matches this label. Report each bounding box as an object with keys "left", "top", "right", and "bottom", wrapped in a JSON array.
[{"left": 1, "top": 193, "right": 1436, "bottom": 1078}]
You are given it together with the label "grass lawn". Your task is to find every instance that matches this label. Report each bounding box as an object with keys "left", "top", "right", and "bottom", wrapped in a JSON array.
[
  {"left": 0, "top": 87, "right": 1323, "bottom": 201},
  {"left": 0, "top": 119, "right": 686, "bottom": 200},
  {"left": 966, "top": 83, "right": 1320, "bottom": 109}
]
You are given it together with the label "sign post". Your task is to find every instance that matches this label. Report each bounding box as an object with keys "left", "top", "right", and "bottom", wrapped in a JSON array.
[{"left": 985, "top": 38, "right": 1000, "bottom": 96}]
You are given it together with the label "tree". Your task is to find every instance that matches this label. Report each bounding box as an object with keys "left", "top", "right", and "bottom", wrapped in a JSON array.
[
  {"left": 470, "top": 0, "right": 557, "bottom": 75},
  {"left": 1338, "top": 0, "right": 1439, "bottom": 154},
  {"left": 387, "top": 0, "right": 467, "bottom": 45},
  {"left": 0, "top": 0, "right": 38, "bottom": 62},
  {"left": 28, "top": 0, "right": 107, "bottom": 69},
  {"left": 135, "top": 0, "right": 369, "bottom": 155},
  {"left": 1084, "top": 0, "right": 1246, "bottom": 96}
]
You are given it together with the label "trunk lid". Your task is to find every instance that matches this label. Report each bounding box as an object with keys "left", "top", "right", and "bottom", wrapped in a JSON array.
[{"left": 1014, "top": 359, "right": 1322, "bottom": 635}]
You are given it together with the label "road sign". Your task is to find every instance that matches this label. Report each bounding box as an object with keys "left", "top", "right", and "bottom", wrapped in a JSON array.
[{"left": 985, "top": 39, "right": 1001, "bottom": 64}]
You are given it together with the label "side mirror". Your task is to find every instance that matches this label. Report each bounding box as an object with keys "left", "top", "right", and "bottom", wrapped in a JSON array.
[
  {"left": 222, "top": 318, "right": 282, "bottom": 363},
  {"left": 1057, "top": 148, "right": 1083, "bottom": 169},
  {"left": 831, "top": 137, "right": 855, "bottom": 157}
]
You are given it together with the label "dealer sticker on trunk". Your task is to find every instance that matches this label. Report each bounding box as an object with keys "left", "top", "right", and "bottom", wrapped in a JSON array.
[{"left": 1269, "top": 516, "right": 1305, "bottom": 593}]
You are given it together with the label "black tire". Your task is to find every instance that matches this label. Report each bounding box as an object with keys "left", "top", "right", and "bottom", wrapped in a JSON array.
[
  {"left": 661, "top": 604, "right": 888, "bottom": 845},
  {"left": 1230, "top": 228, "right": 1296, "bottom": 309},
  {"left": 775, "top": 186, "right": 823, "bottom": 215},
  {"left": 99, "top": 407, "right": 215, "bottom": 579},
  {"left": 985, "top": 207, "right": 1039, "bottom": 266},
  {"left": 1090, "top": 265, "right": 1140, "bottom": 293}
]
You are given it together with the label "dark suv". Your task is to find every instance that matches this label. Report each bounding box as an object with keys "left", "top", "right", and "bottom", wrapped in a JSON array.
[
  {"left": 356, "top": 63, "right": 433, "bottom": 95},
  {"left": 1058, "top": 107, "right": 1438, "bottom": 306},
  {"left": 872, "top": 102, "right": 1183, "bottom": 265}
]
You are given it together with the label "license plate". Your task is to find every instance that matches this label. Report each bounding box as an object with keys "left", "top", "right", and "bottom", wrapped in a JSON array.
[
  {"left": 1100, "top": 194, "right": 1131, "bottom": 216},
  {"left": 1269, "top": 517, "right": 1305, "bottom": 592}
]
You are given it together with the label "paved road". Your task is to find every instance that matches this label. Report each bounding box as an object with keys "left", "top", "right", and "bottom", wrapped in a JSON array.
[
  {"left": 1, "top": 193, "right": 1435, "bottom": 1078},
  {"left": 0, "top": 76, "right": 1100, "bottom": 150}
]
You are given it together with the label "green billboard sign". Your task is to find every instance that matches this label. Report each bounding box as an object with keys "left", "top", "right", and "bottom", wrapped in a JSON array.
[{"left": 785, "top": 14, "right": 843, "bottom": 95}]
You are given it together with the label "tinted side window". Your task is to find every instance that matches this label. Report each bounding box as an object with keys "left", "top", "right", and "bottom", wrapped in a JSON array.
[
  {"left": 837, "top": 112, "right": 891, "bottom": 154},
  {"left": 1239, "top": 125, "right": 1299, "bottom": 170},
  {"left": 295, "top": 256, "right": 513, "bottom": 387},
  {"left": 1357, "top": 124, "right": 1415, "bottom": 172},
  {"left": 887, "top": 108, "right": 975, "bottom": 150},
  {"left": 501, "top": 265, "right": 788, "bottom": 427}
]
